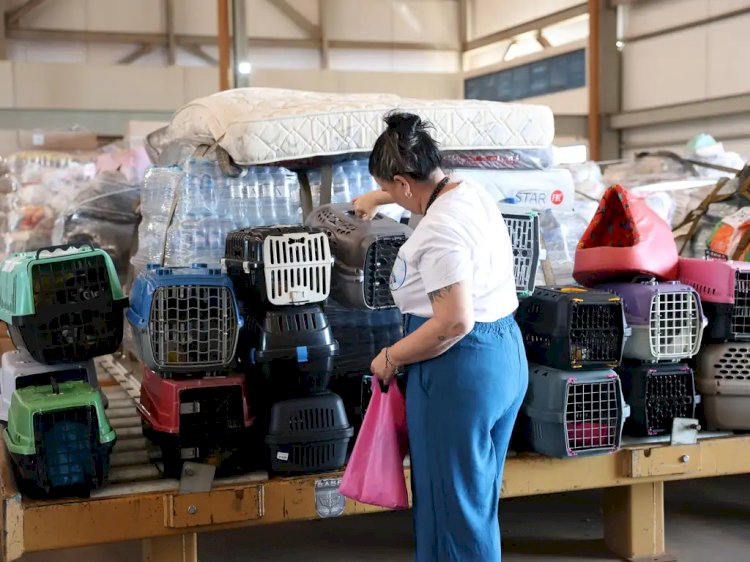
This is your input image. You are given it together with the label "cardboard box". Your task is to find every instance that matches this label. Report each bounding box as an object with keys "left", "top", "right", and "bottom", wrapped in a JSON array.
[{"left": 17, "top": 129, "right": 98, "bottom": 151}]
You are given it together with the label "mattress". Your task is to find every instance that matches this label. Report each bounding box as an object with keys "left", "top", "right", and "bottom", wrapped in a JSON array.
[
  {"left": 148, "top": 87, "right": 555, "bottom": 167},
  {"left": 456, "top": 168, "right": 575, "bottom": 212}
]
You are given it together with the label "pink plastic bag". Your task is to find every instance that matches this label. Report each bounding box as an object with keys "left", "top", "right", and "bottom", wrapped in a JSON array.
[{"left": 339, "top": 378, "right": 409, "bottom": 509}]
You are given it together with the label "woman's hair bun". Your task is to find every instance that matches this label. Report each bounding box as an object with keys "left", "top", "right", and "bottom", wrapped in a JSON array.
[
  {"left": 369, "top": 111, "right": 441, "bottom": 182},
  {"left": 385, "top": 112, "right": 422, "bottom": 137}
]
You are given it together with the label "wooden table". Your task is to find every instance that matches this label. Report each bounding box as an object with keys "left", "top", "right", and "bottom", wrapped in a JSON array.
[{"left": 2, "top": 356, "right": 749, "bottom": 562}]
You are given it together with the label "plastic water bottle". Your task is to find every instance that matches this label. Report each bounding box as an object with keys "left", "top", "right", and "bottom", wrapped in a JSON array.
[
  {"left": 332, "top": 165, "right": 350, "bottom": 204},
  {"left": 308, "top": 170, "right": 322, "bottom": 207},
  {"left": 284, "top": 170, "right": 301, "bottom": 224},
  {"left": 272, "top": 168, "right": 291, "bottom": 224},
  {"left": 257, "top": 166, "right": 276, "bottom": 225},
  {"left": 357, "top": 160, "right": 376, "bottom": 194},
  {"left": 344, "top": 161, "right": 362, "bottom": 199},
  {"left": 228, "top": 174, "right": 261, "bottom": 230},
  {"left": 181, "top": 159, "right": 213, "bottom": 219}
]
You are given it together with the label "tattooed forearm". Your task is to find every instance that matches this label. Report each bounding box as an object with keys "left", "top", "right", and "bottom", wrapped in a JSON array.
[
  {"left": 427, "top": 282, "right": 458, "bottom": 304},
  {"left": 437, "top": 335, "right": 448, "bottom": 341}
]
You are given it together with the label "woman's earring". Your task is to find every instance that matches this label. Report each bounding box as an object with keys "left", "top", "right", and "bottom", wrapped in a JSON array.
[{"left": 405, "top": 191, "right": 413, "bottom": 199}]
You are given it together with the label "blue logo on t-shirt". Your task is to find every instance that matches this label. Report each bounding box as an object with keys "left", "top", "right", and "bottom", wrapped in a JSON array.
[{"left": 390, "top": 255, "right": 407, "bottom": 291}]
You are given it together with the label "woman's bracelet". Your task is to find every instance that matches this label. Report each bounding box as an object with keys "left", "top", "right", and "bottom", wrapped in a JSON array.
[{"left": 384, "top": 347, "right": 398, "bottom": 371}]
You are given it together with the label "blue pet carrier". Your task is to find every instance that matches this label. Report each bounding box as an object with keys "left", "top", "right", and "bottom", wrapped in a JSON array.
[{"left": 126, "top": 264, "right": 243, "bottom": 374}]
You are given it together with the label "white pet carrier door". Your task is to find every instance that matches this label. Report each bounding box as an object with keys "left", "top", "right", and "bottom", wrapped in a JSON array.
[
  {"left": 263, "top": 232, "right": 333, "bottom": 305},
  {"left": 649, "top": 291, "right": 704, "bottom": 361}
]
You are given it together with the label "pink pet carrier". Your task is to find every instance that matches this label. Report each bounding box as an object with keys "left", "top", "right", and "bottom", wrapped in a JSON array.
[
  {"left": 573, "top": 185, "right": 679, "bottom": 286},
  {"left": 678, "top": 257, "right": 750, "bottom": 342}
]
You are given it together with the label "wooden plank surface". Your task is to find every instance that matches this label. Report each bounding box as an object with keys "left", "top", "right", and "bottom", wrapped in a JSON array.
[{"left": 4, "top": 356, "right": 750, "bottom": 557}]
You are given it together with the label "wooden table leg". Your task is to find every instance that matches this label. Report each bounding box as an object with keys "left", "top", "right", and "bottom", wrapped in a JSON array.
[
  {"left": 142, "top": 534, "right": 198, "bottom": 562},
  {"left": 603, "top": 482, "right": 674, "bottom": 561}
]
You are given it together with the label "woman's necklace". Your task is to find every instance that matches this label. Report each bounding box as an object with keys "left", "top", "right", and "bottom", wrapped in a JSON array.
[{"left": 424, "top": 176, "right": 451, "bottom": 214}]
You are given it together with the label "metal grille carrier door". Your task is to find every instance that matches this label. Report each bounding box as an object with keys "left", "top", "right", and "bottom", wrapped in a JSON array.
[
  {"left": 696, "top": 343, "right": 750, "bottom": 430},
  {"left": 598, "top": 280, "right": 705, "bottom": 362},
  {"left": 521, "top": 365, "right": 628, "bottom": 458},
  {"left": 515, "top": 286, "right": 629, "bottom": 370},
  {"left": 618, "top": 362, "right": 697, "bottom": 436},
  {"left": 224, "top": 226, "right": 333, "bottom": 307},
  {"left": 678, "top": 257, "right": 750, "bottom": 342},
  {"left": 126, "top": 264, "right": 243, "bottom": 374},
  {"left": 306, "top": 204, "right": 413, "bottom": 310},
  {"left": 0, "top": 245, "right": 127, "bottom": 364},
  {"left": 498, "top": 205, "right": 542, "bottom": 296}
]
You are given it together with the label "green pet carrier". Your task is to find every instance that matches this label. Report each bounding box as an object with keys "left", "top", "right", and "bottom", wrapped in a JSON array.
[
  {"left": 4, "top": 380, "right": 116, "bottom": 497},
  {"left": 0, "top": 244, "right": 128, "bottom": 364}
]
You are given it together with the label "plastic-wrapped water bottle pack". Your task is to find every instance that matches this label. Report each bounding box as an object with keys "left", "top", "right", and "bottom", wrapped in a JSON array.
[{"left": 133, "top": 157, "right": 393, "bottom": 275}]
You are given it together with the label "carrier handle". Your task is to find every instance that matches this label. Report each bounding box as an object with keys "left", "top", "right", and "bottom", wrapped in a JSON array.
[
  {"left": 345, "top": 209, "right": 384, "bottom": 221},
  {"left": 36, "top": 243, "right": 97, "bottom": 259},
  {"left": 630, "top": 275, "right": 657, "bottom": 284}
]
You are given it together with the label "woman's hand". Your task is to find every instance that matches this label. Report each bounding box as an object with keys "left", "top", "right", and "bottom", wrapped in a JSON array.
[
  {"left": 371, "top": 347, "right": 398, "bottom": 382},
  {"left": 353, "top": 190, "right": 394, "bottom": 220}
]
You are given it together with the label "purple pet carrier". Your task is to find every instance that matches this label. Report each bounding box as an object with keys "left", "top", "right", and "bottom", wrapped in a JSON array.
[{"left": 597, "top": 279, "right": 706, "bottom": 362}]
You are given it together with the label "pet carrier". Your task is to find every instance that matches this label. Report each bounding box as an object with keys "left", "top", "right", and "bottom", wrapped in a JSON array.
[
  {"left": 3, "top": 380, "right": 115, "bottom": 497},
  {"left": 498, "top": 205, "right": 542, "bottom": 296},
  {"left": 248, "top": 304, "right": 339, "bottom": 395},
  {"left": 265, "top": 391, "right": 353, "bottom": 474},
  {"left": 574, "top": 184, "right": 679, "bottom": 286},
  {"left": 521, "top": 365, "right": 628, "bottom": 458},
  {"left": 515, "top": 287, "right": 629, "bottom": 370},
  {"left": 223, "top": 226, "right": 333, "bottom": 307},
  {"left": 127, "top": 264, "right": 243, "bottom": 374},
  {"left": 618, "top": 362, "right": 698, "bottom": 436},
  {"left": 0, "top": 349, "right": 102, "bottom": 422},
  {"left": 696, "top": 343, "right": 750, "bottom": 430},
  {"left": 305, "top": 204, "right": 412, "bottom": 310},
  {"left": 0, "top": 244, "right": 127, "bottom": 364},
  {"left": 137, "top": 367, "right": 254, "bottom": 476},
  {"left": 597, "top": 280, "right": 706, "bottom": 362},
  {"left": 678, "top": 257, "right": 750, "bottom": 342},
  {"left": 326, "top": 299, "right": 403, "bottom": 375}
]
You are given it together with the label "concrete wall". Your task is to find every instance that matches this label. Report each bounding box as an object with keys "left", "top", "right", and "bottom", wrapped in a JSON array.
[{"left": 619, "top": 0, "right": 750, "bottom": 158}]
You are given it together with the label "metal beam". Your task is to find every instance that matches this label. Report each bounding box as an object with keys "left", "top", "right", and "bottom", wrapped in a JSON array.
[
  {"left": 164, "top": 0, "right": 176, "bottom": 65},
  {"left": 611, "top": 93, "right": 750, "bottom": 130},
  {"left": 6, "top": 28, "right": 456, "bottom": 51},
  {"left": 319, "top": 0, "right": 329, "bottom": 69},
  {"left": 117, "top": 43, "right": 156, "bottom": 65},
  {"left": 217, "top": 0, "right": 230, "bottom": 90},
  {"left": 458, "top": 0, "right": 468, "bottom": 70},
  {"left": 536, "top": 30, "right": 551, "bottom": 48},
  {"left": 590, "top": 0, "right": 621, "bottom": 160},
  {"left": 231, "top": 0, "right": 249, "bottom": 88},
  {"left": 180, "top": 43, "right": 218, "bottom": 66},
  {"left": 464, "top": 3, "right": 587, "bottom": 52},
  {"left": 329, "top": 39, "right": 458, "bottom": 51},
  {"left": 5, "top": 0, "right": 47, "bottom": 28},
  {"left": 0, "top": 0, "right": 6, "bottom": 60},
  {"left": 0, "top": 108, "right": 172, "bottom": 136},
  {"left": 267, "top": 0, "right": 320, "bottom": 37},
  {"left": 622, "top": 6, "right": 750, "bottom": 43}
]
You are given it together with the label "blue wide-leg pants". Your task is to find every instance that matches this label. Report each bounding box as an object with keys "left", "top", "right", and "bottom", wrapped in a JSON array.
[{"left": 405, "top": 314, "right": 528, "bottom": 562}]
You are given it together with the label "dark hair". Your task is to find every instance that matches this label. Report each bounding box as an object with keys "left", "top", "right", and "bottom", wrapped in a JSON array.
[{"left": 368, "top": 112, "right": 442, "bottom": 181}]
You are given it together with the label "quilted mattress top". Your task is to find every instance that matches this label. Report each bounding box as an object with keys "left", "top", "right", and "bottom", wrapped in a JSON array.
[{"left": 148, "top": 87, "right": 555, "bottom": 166}]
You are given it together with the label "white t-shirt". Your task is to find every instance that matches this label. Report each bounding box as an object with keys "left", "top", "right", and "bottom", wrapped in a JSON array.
[{"left": 389, "top": 180, "right": 518, "bottom": 322}]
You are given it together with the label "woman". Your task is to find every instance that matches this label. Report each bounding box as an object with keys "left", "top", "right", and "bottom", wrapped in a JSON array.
[{"left": 354, "top": 112, "right": 528, "bottom": 562}]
